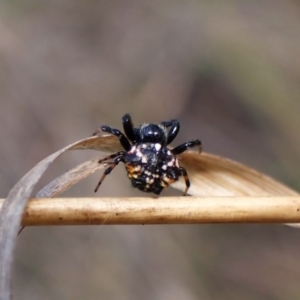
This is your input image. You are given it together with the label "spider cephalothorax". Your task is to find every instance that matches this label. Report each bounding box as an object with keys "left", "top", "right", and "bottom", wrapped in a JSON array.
[{"left": 94, "top": 114, "right": 201, "bottom": 195}]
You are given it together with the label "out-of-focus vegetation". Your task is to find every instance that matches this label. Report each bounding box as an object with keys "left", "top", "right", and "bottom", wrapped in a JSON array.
[{"left": 0, "top": 1, "right": 299, "bottom": 299}]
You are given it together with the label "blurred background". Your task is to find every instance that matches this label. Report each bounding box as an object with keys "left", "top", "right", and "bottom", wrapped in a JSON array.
[{"left": 1, "top": 0, "right": 300, "bottom": 299}]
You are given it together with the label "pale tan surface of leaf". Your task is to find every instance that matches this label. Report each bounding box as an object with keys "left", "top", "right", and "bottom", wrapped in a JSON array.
[
  {"left": 175, "top": 152, "right": 299, "bottom": 197},
  {"left": 1, "top": 135, "right": 299, "bottom": 300},
  {"left": 39, "top": 135, "right": 300, "bottom": 198},
  {"left": 0, "top": 136, "right": 116, "bottom": 300}
]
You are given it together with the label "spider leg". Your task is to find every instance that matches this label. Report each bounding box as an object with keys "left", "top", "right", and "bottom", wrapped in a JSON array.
[
  {"left": 122, "top": 114, "right": 137, "bottom": 144},
  {"left": 94, "top": 156, "right": 124, "bottom": 192},
  {"left": 101, "top": 125, "right": 131, "bottom": 151},
  {"left": 161, "top": 119, "right": 180, "bottom": 145},
  {"left": 171, "top": 139, "right": 201, "bottom": 155},
  {"left": 161, "top": 119, "right": 177, "bottom": 127},
  {"left": 180, "top": 167, "right": 190, "bottom": 196},
  {"left": 98, "top": 151, "right": 126, "bottom": 163}
]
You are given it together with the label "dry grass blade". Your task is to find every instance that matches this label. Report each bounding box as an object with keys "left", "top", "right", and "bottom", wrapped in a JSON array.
[
  {"left": 0, "top": 134, "right": 299, "bottom": 300},
  {"left": 0, "top": 135, "right": 115, "bottom": 300},
  {"left": 36, "top": 158, "right": 109, "bottom": 198},
  {"left": 174, "top": 152, "right": 299, "bottom": 197},
  {"left": 38, "top": 136, "right": 299, "bottom": 198}
]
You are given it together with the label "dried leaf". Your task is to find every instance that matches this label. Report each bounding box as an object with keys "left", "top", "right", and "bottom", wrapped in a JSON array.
[
  {"left": 0, "top": 136, "right": 114, "bottom": 300},
  {"left": 38, "top": 135, "right": 299, "bottom": 198},
  {"left": 0, "top": 134, "right": 299, "bottom": 300},
  {"left": 174, "top": 152, "right": 299, "bottom": 196}
]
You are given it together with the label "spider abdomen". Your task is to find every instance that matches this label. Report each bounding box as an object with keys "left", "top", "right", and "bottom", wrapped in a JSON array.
[{"left": 124, "top": 143, "right": 180, "bottom": 194}]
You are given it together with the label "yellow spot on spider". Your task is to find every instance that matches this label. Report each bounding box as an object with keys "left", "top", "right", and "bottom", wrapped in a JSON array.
[{"left": 126, "top": 163, "right": 142, "bottom": 179}]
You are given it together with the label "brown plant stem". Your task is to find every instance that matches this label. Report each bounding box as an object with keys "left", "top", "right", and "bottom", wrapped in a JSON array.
[{"left": 1, "top": 197, "right": 300, "bottom": 226}]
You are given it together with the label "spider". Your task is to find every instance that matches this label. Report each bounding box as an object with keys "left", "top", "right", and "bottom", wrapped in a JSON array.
[{"left": 94, "top": 114, "right": 201, "bottom": 195}]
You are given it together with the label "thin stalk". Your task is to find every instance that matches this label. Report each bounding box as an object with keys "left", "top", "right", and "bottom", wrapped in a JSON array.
[{"left": 1, "top": 197, "right": 299, "bottom": 226}]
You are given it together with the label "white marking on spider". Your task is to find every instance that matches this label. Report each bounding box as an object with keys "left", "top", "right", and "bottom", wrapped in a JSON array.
[
  {"left": 141, "top": 156, "right": 148, "bottom": 163},
  {"left": 155, "top": 143, "right": 161, "bottom": 151},
  {"left": 129, "top": 146, "right": 137, "bottom": 153},
  {"left": 135, "top": 150, "right": 143, "bottom": 158},
  {"left": 162, "top": 165, "right": 167, "bottom": 170},
  {"left": 167, "top": 160, "right": 174, "bottom": 167}
]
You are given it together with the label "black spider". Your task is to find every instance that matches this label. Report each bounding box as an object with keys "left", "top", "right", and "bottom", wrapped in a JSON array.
[{"left": 94, "top": 114, "right": 201, "bottom": 195}]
